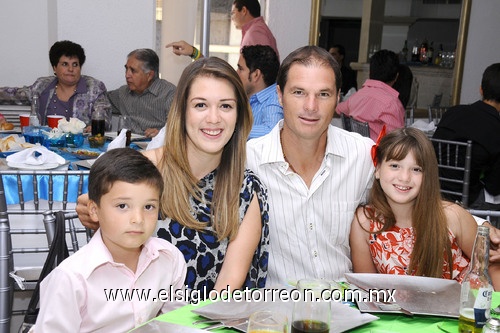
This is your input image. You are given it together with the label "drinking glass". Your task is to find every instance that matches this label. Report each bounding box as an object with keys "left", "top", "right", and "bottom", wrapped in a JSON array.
[
  {"left": 291, "top": 279, "right": 331, "bottom": 333},
  {"left": 247, "top": 311, "right": 288, "bottom": 333}
]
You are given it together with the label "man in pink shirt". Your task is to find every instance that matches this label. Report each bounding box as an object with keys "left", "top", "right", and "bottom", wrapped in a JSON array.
[
  {"left": 167, "top": 0, "right": 279, "bottom": 60},
  {"left": 336, "top": 49, "right": 405, "bottom": 141}
]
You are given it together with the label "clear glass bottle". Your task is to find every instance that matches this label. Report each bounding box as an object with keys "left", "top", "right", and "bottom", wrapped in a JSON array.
[
  {"left": 459, "top": 226, "right": 494, "bottom": 333},
  {"left": 29, "top": 93, "right": 40, "bottom": 126}
]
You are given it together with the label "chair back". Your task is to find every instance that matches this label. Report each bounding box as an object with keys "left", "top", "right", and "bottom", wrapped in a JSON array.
[
  {"left": 468, "top": 209, "right": 500, "bottom": 228},
  {"left": 0, "top": 169, "right": 89, "bottom": 331},
  {"left": 430, "top": 138, "right": 472, "bottom": 207},
  {"left": 428, "top": 106, "right": 448, "bottom": 125},
  {"left": 340, "top": 113, "right": 370, "bottom": 137},
  {"left": 405, "top": 107, "right": 415, "bottom": 127}
]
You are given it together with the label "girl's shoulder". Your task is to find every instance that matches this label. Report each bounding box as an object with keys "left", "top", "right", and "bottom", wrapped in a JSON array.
[{"left": 353, "top": 205, "right": 374, "bottom": 230}]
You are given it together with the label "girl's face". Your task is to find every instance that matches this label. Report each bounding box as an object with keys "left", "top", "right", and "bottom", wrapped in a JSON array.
[
  {"left": 375, "top": 150, "right": 423, "bottom": 207},
  {"left": 185, "top": 76, "right": 238, "bottom": 161}
]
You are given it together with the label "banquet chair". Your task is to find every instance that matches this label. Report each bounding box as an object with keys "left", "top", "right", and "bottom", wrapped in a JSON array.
[
  {"left": 340, "top": 114, "right": 370, "bottom": 138},
  {"left": 468, "top": 209, "right": 500, "bottom": 228},
  {"left": 405, "top": 106, "right": 415, "bottom": 127},
  {"left": 428, "top": 106, "right": 448, "bottom": 125},
  {"left": 430, "top": 138, "right": 473, "bottom": 208},
  {"left": 0, "top": 169, "right": 89, "bottom": 331}
]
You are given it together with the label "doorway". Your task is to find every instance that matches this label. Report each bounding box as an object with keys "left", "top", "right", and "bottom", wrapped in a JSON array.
[{"left": 319, "top": 18, "right": 361, "bottom": 67}]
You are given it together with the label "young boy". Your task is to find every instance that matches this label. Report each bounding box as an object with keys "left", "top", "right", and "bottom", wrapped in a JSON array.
[{"left": 35, "top": 148, "right": 187, "bottom": 332}]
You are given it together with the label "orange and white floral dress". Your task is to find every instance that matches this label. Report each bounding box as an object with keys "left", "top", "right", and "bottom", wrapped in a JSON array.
[{"left": 368, "top": 220, "right": 470, "bottom": 282}]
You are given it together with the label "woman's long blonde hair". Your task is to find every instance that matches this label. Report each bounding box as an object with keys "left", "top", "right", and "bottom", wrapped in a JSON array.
[
  {"left": 158, "top": 57, "right": 252, "bottom": 241},
  {"left": 363, "top": 127, "right": 452, "bottom": 278}
]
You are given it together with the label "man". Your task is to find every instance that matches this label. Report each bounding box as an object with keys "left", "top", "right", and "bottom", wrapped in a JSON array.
[
  {"left": 328, "top": 44, "right": 357, "bottom": 96},
  {"left": 166, "top": 0, "right": 278, "bottom": 60},
  {"left": 433, "top": 63, "right": 500, "bottom": 210},
  {"left": 237, "top": 45, "right": 282, "bottom": 139},
  {"left": 246, "top": 46, "right": 375, "bottom": 285},
  {"left": 336, "top": 49, "right": 405, "bottom": 141},
  {"left": 108, "top": 49, "right": 176, "bottom": 138}
]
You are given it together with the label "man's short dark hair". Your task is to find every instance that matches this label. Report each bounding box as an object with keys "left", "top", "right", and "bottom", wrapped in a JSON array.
[
  {"left": 369, "top": 49, "right": 399, "bottom": 84},
  {"left": 481, "top": 63, "right": 500, "bottom": 103},
  {"left": 88, "top": 148, "right": 164, "bottom": 205},
  {"left": 233, "top": 0, "right": 260, "bottom": 18},
  {"left": 330, "top": 44, "right": 345, "bottom": 57},
  {"left": 241, "top": 45, "right": 279, "bottom": 87}
]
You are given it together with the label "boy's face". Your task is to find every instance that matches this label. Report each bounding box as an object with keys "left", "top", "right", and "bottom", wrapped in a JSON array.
[{"left": 88, "top": 180, "right": 160, "bottom": 257}]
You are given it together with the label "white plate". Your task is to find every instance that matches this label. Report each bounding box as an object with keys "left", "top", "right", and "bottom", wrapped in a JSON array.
[
  {"left": 0, "top": 127, "right": 22, "bottom": 134},
  {"left": 7, "top": 161, "right": 69, "bottom": 170},
  {"left": 105, "top": 131, "right": 146, "bottom": 141}
]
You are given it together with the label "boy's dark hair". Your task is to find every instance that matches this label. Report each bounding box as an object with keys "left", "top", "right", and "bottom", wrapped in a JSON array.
[
  {"left": 369, "top": 49, "right": 399, "bottom": 84},
  {"left": 233, "top": 0, "right": 260, "bottom": 18},
  {"left": 241, "top": 45, "right": 279, "bottom": 87},
  {"left": 49, "top": 40, "right": 86, "bottom": 67},
  {"left": 88, "top": 148, "right": 164, "bottom": 205},
  {"left": 481, "top": 63, "right": 500, "bottom": 103}
]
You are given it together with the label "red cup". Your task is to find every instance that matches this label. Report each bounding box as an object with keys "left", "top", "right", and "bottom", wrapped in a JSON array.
[
  {"left": 47, "top": 115, "right": 65, "bottom": 129},
  {"left": 19, "top": 114, "right": 30, "bottom": 128}
]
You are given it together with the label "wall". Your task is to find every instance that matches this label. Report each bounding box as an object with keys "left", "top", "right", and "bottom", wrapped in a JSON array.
[
  {"left": 0, "top": 0, "right": 156, "bottom": 91},
  {"left": 460, "top": 0, "right": 500, "bottom": 104},
  {"left": 267, "top": 0, "right": 311, "bottom": 60}
]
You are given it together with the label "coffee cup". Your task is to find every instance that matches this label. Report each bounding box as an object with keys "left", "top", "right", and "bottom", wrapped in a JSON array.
[{"left": 47, "top": 115, "right": 65, "bottom": 129}]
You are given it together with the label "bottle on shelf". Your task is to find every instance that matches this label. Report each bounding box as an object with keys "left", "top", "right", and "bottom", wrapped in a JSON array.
[
  {"left": 411, "top": 39, "right": 420, "bottom": 62},
  {"left": 400, "top": 40, "right": 409, "bottom": 64},
  {"left": 419, "top": 38, "right": 429, "bottom": 64},
  {"left": 29, "top": 93, "right": 40, "bottom": 126},
  {"left": 427, "top": 41, "right": 434, "bottom": 65},
  {"left": 434, "top": 43, "right": 443, "bottom": 66},
  {"left": 458, "top": 226, "right": 494, "bottom": 333}
]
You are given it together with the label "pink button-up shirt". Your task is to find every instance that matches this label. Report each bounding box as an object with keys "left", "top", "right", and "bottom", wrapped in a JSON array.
[
  {"left": 35, "top": 230, "right": 187, "bottom": 332},
  {"left": 241, "top": 16, "right": 279, "bottom": 59},
  {"left": 336, "top": 79, "right": 405, "bottom": 141}
]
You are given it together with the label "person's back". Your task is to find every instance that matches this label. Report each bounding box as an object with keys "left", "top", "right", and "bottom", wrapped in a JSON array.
[
  {"left": 336, "top": 49, "right": 405, "bottom": 141},
  {"left": 35, "top": 148, "right": 186, "bottom": 332},
  {"left": 433, "top": 63, "right": 500, "bottom": 208}
]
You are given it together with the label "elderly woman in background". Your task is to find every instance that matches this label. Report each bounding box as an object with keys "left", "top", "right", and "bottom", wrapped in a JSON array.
[{"left": 0, "top": 40, "right": 111, "bottom": 132}]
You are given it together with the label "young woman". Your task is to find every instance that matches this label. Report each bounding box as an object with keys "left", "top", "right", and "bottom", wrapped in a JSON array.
[
  {"left": 143, "top": 57, "right": 269, "bottom": 293},
  {"left": 350, "top": 127, "right": 477, "bottom": 282}
]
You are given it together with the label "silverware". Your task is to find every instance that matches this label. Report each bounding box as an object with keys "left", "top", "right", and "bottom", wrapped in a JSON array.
[{"left": 199, "top": 318, "right": 249, "bottom": 331}]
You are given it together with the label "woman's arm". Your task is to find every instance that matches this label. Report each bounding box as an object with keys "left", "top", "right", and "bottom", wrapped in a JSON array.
[
  {"left": 349, "top": 207, "right": 378, "bottom": 273},
  {"left": 214, "top": 194, "right": 262, "bottom": 292}
]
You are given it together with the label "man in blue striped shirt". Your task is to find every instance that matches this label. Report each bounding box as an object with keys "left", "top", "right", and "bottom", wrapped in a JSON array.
[{"left": 237, "top": 45, "right": 283, "bottom": 139}]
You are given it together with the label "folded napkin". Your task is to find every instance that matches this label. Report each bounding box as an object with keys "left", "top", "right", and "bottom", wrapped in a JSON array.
[
  {"left": 107, "top": 129, "right": 127, "bottom": 151},
  {"left": 410, "top": 119, "right": 436, "bottom": 132},
  {"left": 6, "top": 146, "right": 66, "bottom": 165},
  {"left": 146, "top": 126, "right": 166, "bottom": 150}
]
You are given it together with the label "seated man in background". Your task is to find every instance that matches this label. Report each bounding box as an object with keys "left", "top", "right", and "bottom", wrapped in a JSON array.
[
  {"left": 328, "top": 44, "right": 357, "bottom": 96},
  {"left": 237, "top": 45, "right": 283, "bottom": 139},
  {"left": 108, "top": 48, "right": 176, "bottom": 138},
  {"left": 433, "top": 63, "right": 500, "bottom": 211},
  {"left": 336, "top": 49, "right": 405, "bottom": 141}
]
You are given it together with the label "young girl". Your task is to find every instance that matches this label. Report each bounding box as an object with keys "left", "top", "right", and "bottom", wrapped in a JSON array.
[{"left": 350, "top": 127, "right": 477, "bottom": 282}]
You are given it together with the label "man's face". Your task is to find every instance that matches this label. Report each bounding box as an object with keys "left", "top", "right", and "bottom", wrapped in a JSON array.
[
  {"left": 230, "top": 4, "right": 245, "bottom": 30},
  {"left": 124, "top": 56, "right": 153, "bottom": 94},
  {"left": 236, "top": 54, "right": 254, "bottom": 96},
  {"left": 329, "top": 47, "right": 343, "bottom": 65},
  {"left": 278, "top": 63, "right": 339, "bottom": 141}
]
